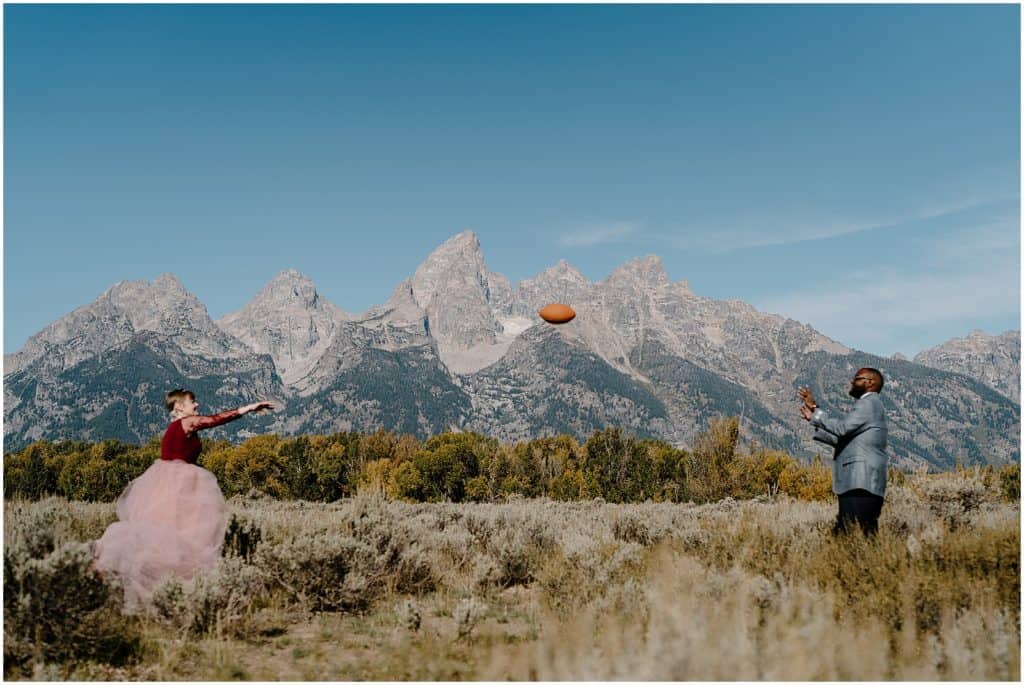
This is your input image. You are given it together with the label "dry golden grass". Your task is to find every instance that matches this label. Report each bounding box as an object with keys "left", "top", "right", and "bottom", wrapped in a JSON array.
[{"left": 3, "top": 468, "right": 1019, "bottom": 680}]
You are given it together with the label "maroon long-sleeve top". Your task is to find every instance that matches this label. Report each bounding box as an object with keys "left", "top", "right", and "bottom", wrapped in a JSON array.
[{"left": 160, "top": 410, "right": 242, "bottom": 463}]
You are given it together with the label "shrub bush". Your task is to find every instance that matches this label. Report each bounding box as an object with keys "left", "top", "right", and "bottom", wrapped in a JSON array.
[
  {"left": 222, "top": 513, "right": 263, "bottom": 562},
  {"left": 147, "top": 556, "right": 267, "bottom": 636},
  {"left": 255, "top": 494, "right": 434, "bottom": 611},
  {"left": 3, "top": 541, "right": 141, "bottom": 675}
]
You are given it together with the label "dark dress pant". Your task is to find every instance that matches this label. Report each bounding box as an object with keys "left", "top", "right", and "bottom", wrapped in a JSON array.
[{"left": 835, "top": 488, "right": 884, "bottom": 535}]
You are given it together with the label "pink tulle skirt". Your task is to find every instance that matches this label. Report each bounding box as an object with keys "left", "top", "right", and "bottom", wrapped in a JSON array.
[{"left": 93, "top": 460, "right": 227, "bottom": 605}]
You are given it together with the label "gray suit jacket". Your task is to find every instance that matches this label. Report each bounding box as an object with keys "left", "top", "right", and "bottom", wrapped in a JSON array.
[{"left": 810, "top": 392, "right": 888, "bottom": 497}]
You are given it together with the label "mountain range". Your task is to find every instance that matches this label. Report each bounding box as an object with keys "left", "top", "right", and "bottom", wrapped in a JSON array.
[
  {"left": 4, "top": 231, "right": 1019, "bottom": 470},
  {"left": 913, "top": 330, "right": 1020, "bottom": 403}
]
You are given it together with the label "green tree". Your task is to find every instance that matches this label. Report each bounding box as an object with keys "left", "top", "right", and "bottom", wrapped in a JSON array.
[
  {"left": 643, "top": 439, "right": 689, "bottom": 502},
  {"left": 514, "top": 435, "right": 579, "bottom": 497},
  {"left": 223, "top": 435, "right": 286, "bottom": 497},
  {"left": 411, "top": 432, "right": 495, "bottom": 502},
  {"left": 54, "top": 440, "right": 146, "bottom": 501},
  {"left": 4, "top": 442, "right": 61, "bottom": 500},
  {"left": 580, "top": 428, "right": 656, "bottom": 502},
  {"left": 687, "top": 416, "right": 740, "bottom": 502},
  {"left": 549, "top": 465, "right": 592, "bottom": 500},
  {"left": 387, "top": 461, "right": 426, "bottom": 501},
  {"left": 277, "top": 436, "right": 318, "bottom": 500}
]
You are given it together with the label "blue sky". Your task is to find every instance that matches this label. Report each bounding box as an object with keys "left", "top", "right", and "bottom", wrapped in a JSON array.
[{"left": 4, "top": 3, "right": 1020, "bottom": 357}]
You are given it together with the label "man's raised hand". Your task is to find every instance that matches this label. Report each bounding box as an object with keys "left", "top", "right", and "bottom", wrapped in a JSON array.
[{"left": 797, "top": 387, "right": 817, "bottom": 411}]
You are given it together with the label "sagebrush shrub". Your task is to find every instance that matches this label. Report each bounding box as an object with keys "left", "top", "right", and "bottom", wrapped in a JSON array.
[
  {"left": 3, "top": 498, "right": 65, "bottom": 562},
  {"left": 147, "top": 556, "right": 267, "bottom": 636},
  {"left": 254, "top": 496, "right": 435, "bottom": 612},
  {"left": 256, "top": 529, "right": 385, "bottom": 612},
  {"left": 222, "top": 513, "right": 263, "bottom": 562},
  {"left": 3, "top": 541, "right": 140, "bottom": 674},
  {"left": 911, "top": 472, "right": 992, "bottom": 529},
  {"left": 454, "top": 597, "right": 488, "bottom": 639},
  {"left": 396, "top": 598, "right": 422, "bottom": 632},
  {"left": 483, "top": 525, "right": 542, "bottom": 587}
]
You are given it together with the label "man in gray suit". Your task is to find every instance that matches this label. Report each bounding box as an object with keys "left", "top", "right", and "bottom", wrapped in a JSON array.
[{"left": 798, "top": 368, "right": 888, "bottom": 535}]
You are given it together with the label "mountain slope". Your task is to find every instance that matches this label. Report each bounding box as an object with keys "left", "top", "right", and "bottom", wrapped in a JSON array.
[
  {"left": 462, "top": 325, "right": 671, "bottom": 442},
  {"left": 4, "top": 332, "right": 284, "bottom": 447},
  {"left": 914, "top": 330, "right": 1020, "bottom": 402}
]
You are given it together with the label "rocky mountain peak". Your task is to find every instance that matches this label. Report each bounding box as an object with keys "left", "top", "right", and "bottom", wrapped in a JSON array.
[
  {"left": 512, "top": 260, "right": 593, "bottom": 319},
  {"left": 105, "top": 275, "right": 206, "bottom": 327},
  {"left": 5, "top": 274, "right": 249, "bottom": 377},
  {"left": 532, "top": 260, "right": 590, "bottom": 288},
  {"left": 420, "top": 230, "right": 483, "bottom": 267},
  {"left": 348, "top": 233, "right": 515, "bottom": 375},
  {"left": 151, "top": 272, "right": 188, "bottom": 291},
  {"left": 109, "top": 276, "right": 252, "bottom": 359},
  {"left": 270, "top": 268, "right": 314, "bottom": 284},
  {"left": 216, "top": 270, "right": 348, "bottom": 386},
  {"left": 367, "top": 280, "right": 426, "bottom": 323},
  {"left": 553, "top": 259, "right": 588, "bottom": 279},
  {"left": 252, "top": 269, "right": 325, "bottom": 310},
  {"left": 914, "top": 329, "right": 1021, "bottom": 402},
  {"left": 411, "top": 231, "right": 488, "bottom": 307},
  {"left": 448, "top": 229, "right": 482, "bottom": 249},
  {"left": 606, "top": 255, "right": 670, "bottom": 289},
  {"left": 5, "top": 231, "right": 1020, "bottom": 470},
  {"left": 401, "top": 230, "right": 508, "bottom": 367}
]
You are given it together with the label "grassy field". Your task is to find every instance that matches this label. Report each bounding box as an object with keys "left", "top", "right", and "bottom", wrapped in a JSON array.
[{"left": 4, "top": 468, "right": 1019, "bottom": 680}]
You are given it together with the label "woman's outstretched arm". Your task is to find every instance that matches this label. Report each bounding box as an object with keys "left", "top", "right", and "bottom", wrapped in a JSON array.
[{"left": 181, "top": 402, "right": 273, "bottom": 435}]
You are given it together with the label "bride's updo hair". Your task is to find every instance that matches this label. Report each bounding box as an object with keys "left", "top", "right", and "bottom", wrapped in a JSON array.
[{"left": 165, "top": 388, "right": 195, "bottom": 414}]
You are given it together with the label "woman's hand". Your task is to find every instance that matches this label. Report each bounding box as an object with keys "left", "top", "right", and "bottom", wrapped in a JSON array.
[{"left": 241, "top": 401, "right": 274, "bottom": 415}]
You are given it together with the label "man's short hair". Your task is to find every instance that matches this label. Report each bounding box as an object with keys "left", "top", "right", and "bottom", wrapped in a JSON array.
[{"left": 862, "top": 368, "right": 884, "bottom": 391}]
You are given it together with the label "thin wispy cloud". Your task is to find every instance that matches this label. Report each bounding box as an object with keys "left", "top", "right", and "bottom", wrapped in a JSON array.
[
  {"left": 927, "top": 217, "right": 1020, "bottom": 260},
  {"left": 656, "top": 195, "right": 1016, "bottom": 254},
  {"left": 559, "top": 222, "right": 640, "bottom": 247},
  {"left": 755, "top": 257, "right": 1019, "bottom": 354},
  {"left": 739, "top": 197, "right": 1017, "bottom": 252}
]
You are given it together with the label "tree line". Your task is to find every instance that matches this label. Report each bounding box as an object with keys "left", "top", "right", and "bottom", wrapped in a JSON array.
[{"left": 4, "top": 417, "right": 857, "bottom": 504}]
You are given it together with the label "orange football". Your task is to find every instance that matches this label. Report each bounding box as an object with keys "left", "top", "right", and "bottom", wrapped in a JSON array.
[{"left": 538, "top": 303, "right": 576, "bottom": 324}]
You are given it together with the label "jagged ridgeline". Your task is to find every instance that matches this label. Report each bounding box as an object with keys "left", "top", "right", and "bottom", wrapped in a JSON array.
[{"left": 4, "top": 232, "right": 1020, "bottom": 470}]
